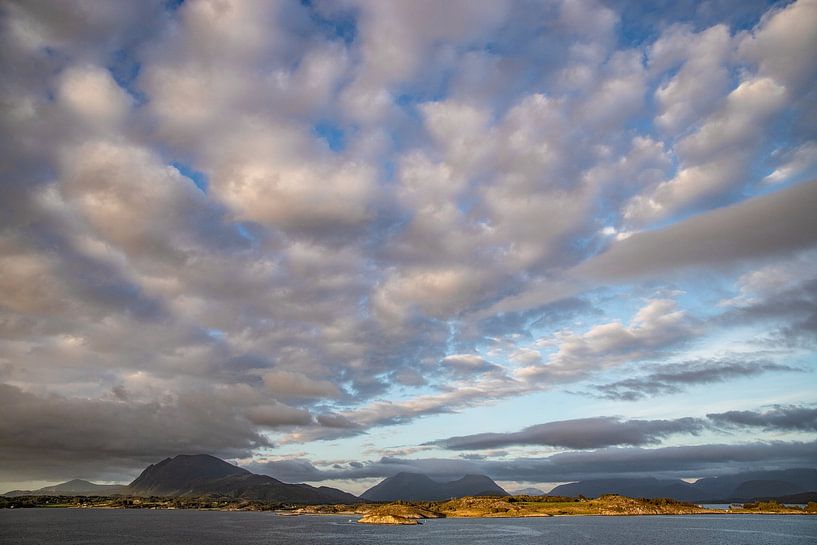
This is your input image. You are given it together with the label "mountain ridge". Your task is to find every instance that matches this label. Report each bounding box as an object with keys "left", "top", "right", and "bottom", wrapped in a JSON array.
[
  {"left": 3, "top": 479, "right": 127, "bottom": 498},
  {"left": 126, "top": 454, "right": 359, "bottom": 504},
  {"left": 5, "top": 457, "right": 817, "bottom": 505},
  {"left": 360, "top": 472, "right": 508, "bottom": 501},
  {"left": 549, "top": 468, "right": 817, "bottom": 502}
]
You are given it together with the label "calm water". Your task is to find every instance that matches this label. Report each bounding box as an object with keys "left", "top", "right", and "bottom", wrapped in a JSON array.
[{"left": 1, "top": 510, "right": 816, "bottom": 545}]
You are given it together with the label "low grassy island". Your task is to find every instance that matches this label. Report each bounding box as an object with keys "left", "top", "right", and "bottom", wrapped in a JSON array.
[
  {"left": 356, "top": 503, "right": 443, "bottom": 524},
  {"left": 353, "top": 495, "right": 713, "bottom": 521},
  {"left": 3, "top": 494, "right": 815, "bottom": 520},
  {"left": 437, "top": 494, "right": 712, "bottom": 517},
  {"left": 340, "top": 495, "right": 817, "bottom": 523},
  {"left": 358, "top": 514, "right": 420, "bottom": 525}
]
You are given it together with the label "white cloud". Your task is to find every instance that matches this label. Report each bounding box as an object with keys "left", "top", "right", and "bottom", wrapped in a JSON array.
[
  {"left": 737, "top": 0, "right": 817, "bottom": 95},
  {"left": 58, "top": 65, "right": 131, "bottom": 127},
  {"left": 263, "top": 370, "right": 341, "bottom": 400},
  {"left": 518, "top": 299, "right": 699, "bottom": 380},
  {"left": 650, "top": 24, "right": 733, "bottom": 134},
  {"left": 764, "top": 142, "right": 817, "bottom": 184},
  {"left": 1, "top": 0, "right": 816, "bottom": 486}
]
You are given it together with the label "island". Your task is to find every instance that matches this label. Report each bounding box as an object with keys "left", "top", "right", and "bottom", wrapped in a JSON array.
[
  {"left": 3, "top": 493, "right": 816, "bottom": 525},
  {"left": 343, "top": 495, "right": 817, "bottom": 523}
]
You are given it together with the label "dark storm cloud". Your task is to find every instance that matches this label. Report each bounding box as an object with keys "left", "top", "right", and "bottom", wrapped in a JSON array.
[
  {"left": 591, "top": 358, "right": 798, "bottom": 401},
  {"left": 426, "top": 416, "right": 705, "bottom": 450},
  {"left": 0, "top": 383, "right": 270, "bottom": 483},
  {"left": 708, "top": 405, "right": 817, "bottom": 432}
]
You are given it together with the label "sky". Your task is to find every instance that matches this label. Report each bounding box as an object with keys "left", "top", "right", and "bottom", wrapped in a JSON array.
[{"left": 0, "top": 0, "right": 816, "bottom": 495}]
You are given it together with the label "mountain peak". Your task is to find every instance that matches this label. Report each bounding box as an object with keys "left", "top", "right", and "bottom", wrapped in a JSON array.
[
  {"left": 125, "top": 454, "right": 358, "bottom": 504},
  {"left": 62, "top": 479, "right": 95, "bottom": 486},
  {"left": 361, "top": 473, "right": 507, "bottom": 501},
  {"left": 454, "top": 474, "right": 496, "bottom": 482},
  {"left": 128, "top": 454, "right": 249, "bottom": 496}
]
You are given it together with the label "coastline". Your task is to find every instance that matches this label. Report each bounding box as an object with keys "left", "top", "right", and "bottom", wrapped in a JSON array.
[
  {"left": 3, "top": 494, "right": 815, "bottom": 521},
  {"left": 3, "top": 507, "right": 814, "bottom": 517}
]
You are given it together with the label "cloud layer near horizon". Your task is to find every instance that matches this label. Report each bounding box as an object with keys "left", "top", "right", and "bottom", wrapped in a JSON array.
[{"left": 1, "top": 0, "right": 816, "bottom": 488}]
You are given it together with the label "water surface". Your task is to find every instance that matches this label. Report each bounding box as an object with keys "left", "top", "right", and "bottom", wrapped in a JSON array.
[{"left": 1, "top": 509, "right": 815, "bottom": 544}]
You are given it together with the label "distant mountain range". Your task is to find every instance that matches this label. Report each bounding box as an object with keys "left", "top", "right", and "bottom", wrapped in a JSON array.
[
  {"left": 4, "top": 456, "right": 816, "bottom": 505},
  {"left": 360, "top": 472, "right": 508, "bottom": 501},
  {"left": 4, "top": 479, "right": 126, "bottom": 498},
  {"left": 4, "top": 455, "right": 356, "bottom": 504},
  {"left": 3, "top": 456, "right": 508, "bottom": 503},
  {"left": 511, "top": 487, "right": 545, "bottom": 496},
  {"left": 549, "top": 468, "right": 817, "bottom": 502}
]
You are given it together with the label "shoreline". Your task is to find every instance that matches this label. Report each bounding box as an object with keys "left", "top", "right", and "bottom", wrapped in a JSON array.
[
  {"left": 2, "top": 506, "right": 814, "bottom": 518},
  {"left": 4, "top": 494, "right": 815, "bottom": 520}
]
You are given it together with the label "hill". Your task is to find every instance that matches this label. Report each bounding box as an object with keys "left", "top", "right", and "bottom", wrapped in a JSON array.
[
  {"left": 127, "top": 454, "right": 358, "bottom": 504},
  {"left": 360, "top": 472, "right": 507, "bottom": 501},
  {"left": 4, "top": 479, "right": 126, "bottom": 497}
]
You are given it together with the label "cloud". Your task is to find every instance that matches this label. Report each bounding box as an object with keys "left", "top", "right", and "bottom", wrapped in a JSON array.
[
  {"left": 764, "top": 142, "right": 817, "bottom": 184},
  {"left": 0, "top": 383, "right": 269, "bottom": 483},
  {"left": 649, "top": 24, "right": 733, "bottom": 134},
  {"left": 429, "top": 405, "right": 817, "bottom": 456},
  {"left": 518, "top": 299, "right": 699, "bottom": 380},
  {"left": 245, "top": 402, "right": 314, "bottom": 428},
  {"left": 262, "top": 370, "right": 342, "bottom": 400},
  {"left": 282, "top": 297, "right": 701, "bottom": 443},
  {"left": 429, "top": 416, "right": 705, "bottom": 450},
  {"left": 737, "top": 0, "right": 817, "bottom": 96},
  {"left": 338, "top": 0, "right": 510, "bottom": 123},
  {"left": 250, "top": 440, "right": 817, "bottom": 484},
  {"left": 623, "top": 0, "right": 817, "bottom": 226},
  {"left": 708, "top": 405, "right": 817, "bottom": 432},
  {"left": 591, "top": 358, "right": 798, "bottom": 401},
  {"left": 720, "top": 273, "right": 817, "bottom": 347},
  {"left": 441, "top": 354, "right": 502, "bottom": 377},
  {"left": 1, "top": 0, "right": 816, "bottom": 488},
  {"left": 58, "top": 65, "right": 132, "bottom": 126},
  {"left": 580, "top": 179, "right": 817, "bottom": 281},
  {"left": 281, "top": 371, "right": 529, "bottom": 443},
  {"left": 483, "top": 179, "right": 817, "bottom": 317}
]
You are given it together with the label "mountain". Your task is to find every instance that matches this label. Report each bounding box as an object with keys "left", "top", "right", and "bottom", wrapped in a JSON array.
[
  {"left": 127, "top": 454, "right": 358, "bottom": 504},
  {"left": 731, "top": 479, "right": 806, "bottom": 499},
  {"left": 549, "top": 478, "right": 700, "bottom": 501},
  {"left": 4, "top": 479, "right": 126, "bottom": 497},
  {"left": 360, "top": 472, "right": 507, "bottom": 501},
  {"left": 768, "top": 491, "right": 817, "bottom": 503},
  {"left": 548, "top": 469, "right": 817, "bottom": 502},
  {"left": 128, "top": 454, "right": 248, "bottom": 496},
  {"left": 692, "top": 469, "right": 817, "bottom": 500},
  {"left": 511, "top": 487, "right": 545, "bottom": 496}
]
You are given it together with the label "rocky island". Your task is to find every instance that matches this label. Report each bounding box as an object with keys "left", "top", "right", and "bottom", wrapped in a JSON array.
[
  {"left": 288, "top": 495, "right": 817, "bottom": 524},
  {"left": 356, "top": 503, "right": 443, "bottom": 524}
]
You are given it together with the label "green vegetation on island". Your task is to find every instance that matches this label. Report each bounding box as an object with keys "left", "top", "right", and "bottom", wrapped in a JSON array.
[
  {"left": 350, "top": 496, "right": 817, "bottom": 523},
  {"left": 2, "top": 493, "right": 815, "bottom": 522}
]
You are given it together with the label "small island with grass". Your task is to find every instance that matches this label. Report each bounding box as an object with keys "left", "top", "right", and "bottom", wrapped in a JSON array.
[
  {"left": 350, "top": 494, "right": 817, "bottom": 524},
  {"left": 291, "top": 494, "right": 817, "bottom": 524},
  {"left": 3, "top": 492, "right": 816, "bottom": 524}
]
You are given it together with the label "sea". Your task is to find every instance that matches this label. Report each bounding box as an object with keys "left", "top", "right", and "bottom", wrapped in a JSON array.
[{"left": 1, "top": 509, "right": 816, "bottom": 544}]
